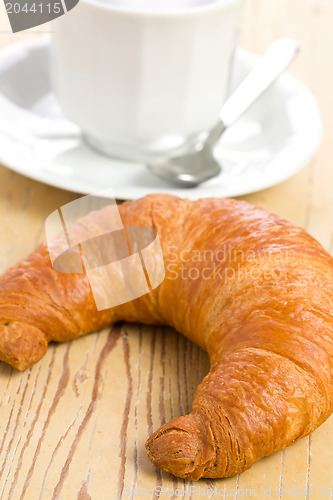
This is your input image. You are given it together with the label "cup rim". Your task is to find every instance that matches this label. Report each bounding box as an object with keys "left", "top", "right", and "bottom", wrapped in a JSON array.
[{"left": 80, "top": 0, "right": 240, "bottom": 17}]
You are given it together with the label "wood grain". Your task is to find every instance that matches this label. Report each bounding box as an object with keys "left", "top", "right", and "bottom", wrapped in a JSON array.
[{"left": 1, "top": 0, "right": 333, "bottom": 498}]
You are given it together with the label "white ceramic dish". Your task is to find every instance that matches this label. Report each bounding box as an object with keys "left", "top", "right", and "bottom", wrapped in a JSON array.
[{"left": 0, "top": 37, "right": 323, "bottom": 200}]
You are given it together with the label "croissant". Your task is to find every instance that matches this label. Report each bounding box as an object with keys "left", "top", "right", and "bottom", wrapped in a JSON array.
[{"left": 1, "top": 194, "right": 333, "bottom": 480}]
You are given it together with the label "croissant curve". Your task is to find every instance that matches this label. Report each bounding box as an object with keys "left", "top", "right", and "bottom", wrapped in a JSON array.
[{"left": 1, "top": 194, "right": 333, "bottom": 480}]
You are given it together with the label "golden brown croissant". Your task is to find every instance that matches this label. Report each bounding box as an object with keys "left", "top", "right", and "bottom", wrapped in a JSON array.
[{"left": 1, "top": 194, "right": 333, "bottom": 480}]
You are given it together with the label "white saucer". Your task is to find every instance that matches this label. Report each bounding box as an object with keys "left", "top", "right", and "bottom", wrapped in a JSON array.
[{"left": 0, "top": 37, "right": 323, "bottom": 200}]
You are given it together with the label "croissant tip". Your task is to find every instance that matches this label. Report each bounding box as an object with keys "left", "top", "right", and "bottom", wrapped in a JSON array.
[{"left": 145, "top": 414, "right": 210, "bottom": 480}]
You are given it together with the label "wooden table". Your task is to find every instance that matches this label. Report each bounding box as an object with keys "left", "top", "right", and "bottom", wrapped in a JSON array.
[{"left": 1, "top": 0, "right": 333, "bottom": 498}]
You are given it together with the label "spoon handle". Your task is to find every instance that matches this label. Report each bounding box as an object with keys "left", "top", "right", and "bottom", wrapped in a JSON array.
[{"left": 220, "top": 38, "right": 299, "bottom": 128}]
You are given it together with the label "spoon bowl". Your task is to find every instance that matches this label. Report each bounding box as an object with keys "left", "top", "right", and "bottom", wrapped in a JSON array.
[{"left": 148, "top": 148, "right": 221, "bottom": 187}]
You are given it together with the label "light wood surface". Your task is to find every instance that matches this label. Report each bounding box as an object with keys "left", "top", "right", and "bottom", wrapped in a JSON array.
[{"left": 1, "top": 0, "right": 333, "bottom": 498}]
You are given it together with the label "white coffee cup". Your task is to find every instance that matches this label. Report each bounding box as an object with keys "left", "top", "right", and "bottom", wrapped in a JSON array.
[{"left": 51, "top": 0, "right": 244, "bottom": 161}]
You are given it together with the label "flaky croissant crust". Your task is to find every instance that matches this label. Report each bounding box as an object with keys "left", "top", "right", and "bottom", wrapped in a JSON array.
[{"left": 1, "top": 194, "right": 333, "bottom": 480}]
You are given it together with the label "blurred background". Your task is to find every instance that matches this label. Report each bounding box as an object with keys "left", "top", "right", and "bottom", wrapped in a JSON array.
[{"left": 0, "top": 0, "right": 332, "bottom": 253}]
